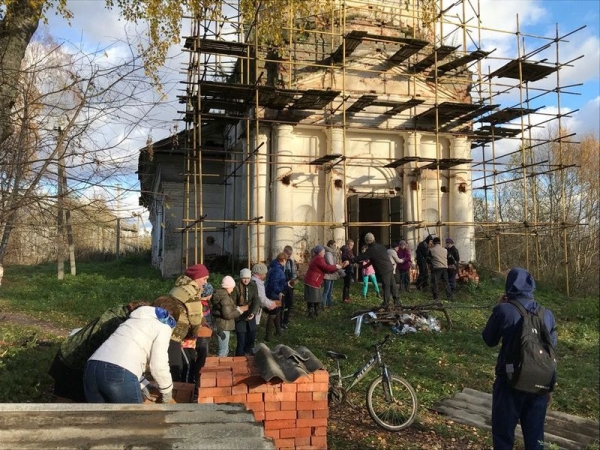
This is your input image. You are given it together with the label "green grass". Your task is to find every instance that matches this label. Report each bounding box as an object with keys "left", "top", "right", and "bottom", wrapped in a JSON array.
[{"left": 0, "top": 255, "right": 597, "bottom": 449}]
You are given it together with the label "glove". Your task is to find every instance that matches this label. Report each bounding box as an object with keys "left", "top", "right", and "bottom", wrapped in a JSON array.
[
  {"left": 141, "top": 386, "right": 155, "bottom": 402},
  {"left": 158, "top": 391, "right": 173, "bottom": 403}
]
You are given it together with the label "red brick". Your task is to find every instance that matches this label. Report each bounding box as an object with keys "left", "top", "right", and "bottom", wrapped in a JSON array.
[
  {"left": 218, "top": 356, "right": 236, "bottom": 365},
  {"left": 296, "top": 392, "right": 312, "bottom": 402},
  {"left": 231, "top": 383, "right": 248, "bottom": 395},
  {"left": 313, "top": 370, "right": 329, "bottom": 383},
  {"left": 248, "top": 381, "right": 270, "bottom": 393},
  {"left": 294, "top": 436, "right": 311, "bottom": 446},
  {"left": 296, "top": 383, "right": 317, "bottom": 392},
  {"left": 313, "top": 426, "right": 328, "bottom": 436},
  {"left": 270, "top": 391, "right": 297, "bottom": 402},
  {"left": 246, "top": 393, "right": 263, "bottom": 403},
  {"left": 313, "top": 409, "right": 329, "bottom": 419},
  {"left": 281, "top": 383, "right": 298, "bottom": 392},
  {"left": 203, "top": 357, "right": 219, "bottom": 367},
  {"left": 246, "top": 401, "right": 265, "bottom": 412},
  {"left": 199, "top": 387, "right": 232, "bottom": 397},
  {"left": 264, "top": 401, "right": 281, "bottom": 411},
  {"left": 311, "top": 435, "right": 328, "bottom": 448},
  {"left": 264, "top": 419, "right": 296, "bottom": 430},
  {"left": 297, "top": 418, "right": 327, "bottom": 428},
  {"left": 216, "top": 372, "right": 233, "bottom": 387},
  {"left": 297, "top": 401, "right": 320, "bottom": 411},
  {"left": 199, "top": 377, "right": 216, "bottom": 388},
  {"left": 294, "top": 375, "right": 311, "bottom": 384},
  {"left": 214, "top": 394, "right": 247, "bottom": 403},
  {"left": 280, "top": 401, "right": 297, "bottom": 411},
  {"left": 280, "top": 427, "right": 312, "bottom": 439},
  {"left": 311, "top": 400, "right": 329, "bottom": 410},
  {"left": 275, "top": 438, "right": 295, "bottom": 448},
  {"left": 252, "top": 410, "right": 265, "bottom": 421},
  {"left": 297, "top": 410, "right": 313, "bottom": 419},
  {"left": 265, "top": 409, "right": 296, "bottom": 421},
  {"left": 312, "top": 391, "right": 328, "bottom": 401},
  {"left": 264, "top": 429, "right": 280, "bottom": 440},
  {"left": 197, "top": 396, "right": 213, "bottom": 403}
]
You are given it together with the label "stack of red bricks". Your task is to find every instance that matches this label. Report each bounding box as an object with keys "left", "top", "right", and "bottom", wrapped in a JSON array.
[{"left": 198, "top": 356, "right": 329, "bottom": 450}]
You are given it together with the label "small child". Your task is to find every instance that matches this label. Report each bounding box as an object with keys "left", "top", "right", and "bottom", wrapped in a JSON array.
[{"left": 361, "top": 246, "right": 381, "bottom": 299}]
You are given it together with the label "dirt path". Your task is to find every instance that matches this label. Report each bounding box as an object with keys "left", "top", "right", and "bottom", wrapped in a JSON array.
[{"left": 0, "top": 311, "right": 70, "bottom": 338}]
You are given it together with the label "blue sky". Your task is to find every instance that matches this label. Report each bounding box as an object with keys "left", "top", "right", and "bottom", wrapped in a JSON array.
[{"left": 41, "top": 0, "right": 599, "bottom": 222}]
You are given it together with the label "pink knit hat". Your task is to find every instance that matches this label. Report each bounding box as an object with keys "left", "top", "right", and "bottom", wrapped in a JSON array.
[{"left": 221, "top": 276, "right": 235, "bottom": 289}]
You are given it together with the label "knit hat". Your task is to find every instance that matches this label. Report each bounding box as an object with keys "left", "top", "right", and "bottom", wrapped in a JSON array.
[
  {"left": 313, "top": 245, "right": 325, "bottom": 255},
  {"left": 364, "top": 233, "right": 375, "bottom": 244},
  {"left": 185, "top": 264, "right": 209, "bottom": 281},
  {"left": 252, "top": 263, "right": 268, "bottom": 274},
  {"left": 446, "top": 237, "right": 454, "bottom": 244},
  {"left": 221, "top": 275, "right": 235, "bottom": 289},
  {"left": 240, "top": 268, "right": 252, "bottom": 279},
  {"left": 201, "top": 283, "right": 214, "bottom": 297},
  {"left": 169, "top": 283, "right": 197, "bottom": 304},
  {"left": 399, "top": 240, "right": 407, "bottom": 246}
]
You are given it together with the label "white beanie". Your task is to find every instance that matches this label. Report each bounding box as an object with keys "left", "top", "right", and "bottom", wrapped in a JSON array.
[
  {"left": 221, "top": 276, "right": 236, "bottom": 289},
  {"left": 240, "top": 268, "right": 252, "bottom": 279},
  {"left": 365, "top": 232, "right": 375, "bottom": 244}
]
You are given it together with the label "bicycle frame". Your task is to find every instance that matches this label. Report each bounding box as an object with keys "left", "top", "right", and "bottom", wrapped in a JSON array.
[{"left": 330, "top": 336, "right": 393, "bottom": 393}]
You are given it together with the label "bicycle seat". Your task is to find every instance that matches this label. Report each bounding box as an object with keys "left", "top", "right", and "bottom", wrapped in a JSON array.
[{"left": 326, "top": 351, "right": 347, "bottom": 360}]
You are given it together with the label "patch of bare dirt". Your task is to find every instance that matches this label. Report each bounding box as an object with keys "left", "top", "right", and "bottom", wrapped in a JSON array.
[{"left": 0, "top": 311, "right": 70, "bottom": 338}]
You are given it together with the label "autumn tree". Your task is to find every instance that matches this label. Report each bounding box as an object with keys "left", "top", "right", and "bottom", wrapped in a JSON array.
[
  {"left": 0, "top": 0, "right": 324, "bottom": 146},
  {"left": 475, "top": 128, "right": 599, "bottom": 294},
  {"left": 0, "top": 30, "right": 164, "bottom": 269}
]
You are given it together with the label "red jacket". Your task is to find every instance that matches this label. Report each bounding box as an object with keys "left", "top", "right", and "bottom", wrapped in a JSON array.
[{"left": 303, "top": 255, "right": 338, "bottom": 288}]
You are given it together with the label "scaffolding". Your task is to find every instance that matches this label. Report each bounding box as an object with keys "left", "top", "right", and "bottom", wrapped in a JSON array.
[{"left": 162, "top": 0, "right": 586, "bottom": 293}]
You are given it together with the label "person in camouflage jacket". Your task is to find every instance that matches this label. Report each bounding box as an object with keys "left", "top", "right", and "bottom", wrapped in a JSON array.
[{"left": 167, "top": 264, "right": 210, "bottom": 381}]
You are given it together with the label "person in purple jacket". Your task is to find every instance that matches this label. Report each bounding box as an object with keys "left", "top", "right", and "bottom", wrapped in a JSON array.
[
  {"left": 396, "top": 240, "right": 412, "bottom": 292},
  {"left": 482, "top": 268, "right": 557, "bottom": 450}
]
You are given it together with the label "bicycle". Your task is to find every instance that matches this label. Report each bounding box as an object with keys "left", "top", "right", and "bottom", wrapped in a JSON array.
[{"left": 326, "top": 334, "right": 418, "bottom": 432}]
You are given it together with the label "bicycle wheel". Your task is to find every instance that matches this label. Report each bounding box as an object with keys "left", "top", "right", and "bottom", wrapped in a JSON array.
[{"left": 366, "top": 375, "right": 418, "bottom": 432}]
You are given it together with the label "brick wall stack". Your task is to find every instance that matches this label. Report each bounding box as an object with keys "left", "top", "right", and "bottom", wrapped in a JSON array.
[{"left": 198, "top": 356, "right": 329, "bottom": 450}]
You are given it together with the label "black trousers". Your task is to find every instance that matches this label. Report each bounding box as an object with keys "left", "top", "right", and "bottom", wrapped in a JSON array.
[
  {"left": 381, "top": 271, "right": 400, "bottom": 306},
  {"left": 282, "top": 285, "right": 294, "bottom": 325},
  {"left": 431, "top": 268, "right": 452, "bottom": 301}
]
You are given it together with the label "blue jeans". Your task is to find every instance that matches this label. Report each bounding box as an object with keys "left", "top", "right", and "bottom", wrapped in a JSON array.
[
  {"left": 322, "top": 279, "right": 335, "bottom": 307},
  {"left": 84, "top": 360, "right": 142, "bottom": 403},
  {"left": 216, "top": 330, "right": 230, "bottom": 357},
  {"left": 492, "top": 375, "right": 548, "bottom": 450}
]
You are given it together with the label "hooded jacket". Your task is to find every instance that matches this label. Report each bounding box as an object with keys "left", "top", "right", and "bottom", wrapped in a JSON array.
[
  {"left": 482, "top": 268, "right": 557, "bottom": 377},
  {"left": 210, "top": 288, "right": 242, "bottom": 332},
  {"left": 265, "top": 259, "right": 287, "bottom": 299}
]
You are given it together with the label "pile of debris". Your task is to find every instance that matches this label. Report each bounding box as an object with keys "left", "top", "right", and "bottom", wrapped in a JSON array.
[{"left": 352, "top": 305, "right": 447, "bottom": 336}]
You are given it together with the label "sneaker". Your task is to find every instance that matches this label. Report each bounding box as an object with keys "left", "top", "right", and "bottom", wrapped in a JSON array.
[{"left": 343, "top": 298, "right": 351, "bottom": 304}]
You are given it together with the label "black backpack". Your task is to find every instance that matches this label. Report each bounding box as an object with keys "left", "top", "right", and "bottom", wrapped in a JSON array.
[{"left": 505, "top": 300, "right": 557, "bottom": 395}]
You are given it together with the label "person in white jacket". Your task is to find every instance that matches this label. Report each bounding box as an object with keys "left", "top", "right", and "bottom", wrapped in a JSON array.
[
  {"left": 83, "top": 297, "right": 180, "bottom": 403},
  {"left": 251, "top": 263, "right": 280, "bottom": 326}
]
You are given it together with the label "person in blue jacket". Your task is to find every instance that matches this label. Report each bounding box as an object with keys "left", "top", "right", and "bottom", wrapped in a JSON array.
[
  {"left": 264, "top": 252, "right": 287, "bottom": 341},
  {"left": 482, "top": 267, "right": 557, "bottom": 450}
]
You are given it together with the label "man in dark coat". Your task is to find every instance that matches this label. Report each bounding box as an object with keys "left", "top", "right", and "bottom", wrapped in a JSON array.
[
  {"left": 415, "top": 234, "right": 433, "bottom": 290},
  {"left": 482, "top": 268, "right": 557, "bottom": 450},
  {"left": 355, "top": 232, "right": 400, "bottom": 309}
]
